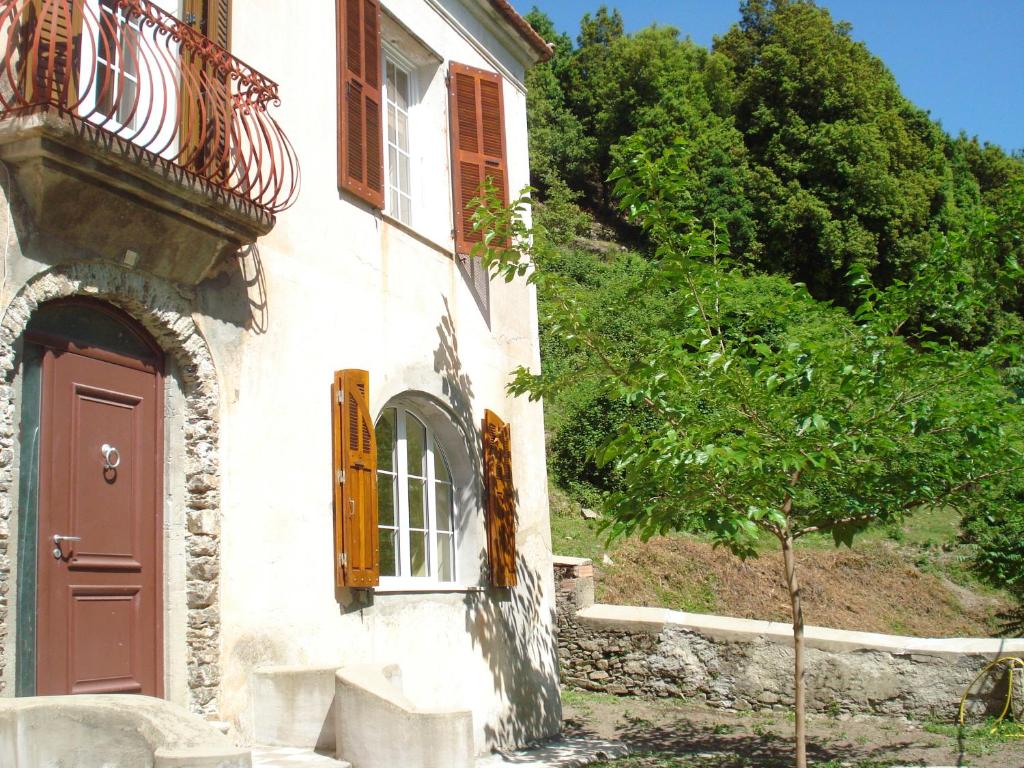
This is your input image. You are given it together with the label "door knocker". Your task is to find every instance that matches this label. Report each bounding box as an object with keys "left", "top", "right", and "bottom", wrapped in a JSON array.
[{"left": 101, "top": 443, "right": 121, "bottom": 471}]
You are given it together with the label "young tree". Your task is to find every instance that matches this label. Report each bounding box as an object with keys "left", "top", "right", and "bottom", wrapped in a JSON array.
[{"left": 473, "top": 143, "right": 1024, "bottom": 768}]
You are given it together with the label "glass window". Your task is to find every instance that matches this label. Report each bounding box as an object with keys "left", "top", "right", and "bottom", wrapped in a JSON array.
[
  {"left": 95, "top": 0, "right": 142, "bottom": 129},
  {"left": 376, "top": 406, "right": 457, "bottom": 582},
  {"left": 383, "top": 56, "right": 413, "bottom": 225}
]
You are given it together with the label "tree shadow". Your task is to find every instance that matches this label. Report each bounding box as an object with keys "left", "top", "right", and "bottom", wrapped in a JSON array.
[
  {"left": 562, "top": 713, "right": 955, "bottom": 767},
  {"left": 464, "top": 553, "right": 563, "bottom": 750},
  {"left": 432, "top": 296, "right": 562, "bottom": 748}
]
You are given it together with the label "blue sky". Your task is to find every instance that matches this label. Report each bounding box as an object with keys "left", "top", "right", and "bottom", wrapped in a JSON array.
[{"left": 519, "top": 1, "right": 1023, "bottom": 152}]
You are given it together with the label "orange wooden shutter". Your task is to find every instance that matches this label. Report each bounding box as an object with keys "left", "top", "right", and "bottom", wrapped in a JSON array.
[
  {"left": 22, "top": 0, "right": 83, "bottom": 107},
  {"left": 332, "top": 370, "right": 380, "bottom": 588},
  {"left": 183, "top": 0, "right": 231, "bottom": 49},
  {"left": 482, "top": 409, "right": 517, "bottom": 587},
  {"left": 207, "top": 0, "right": 232, "bottom": 51},
  {"left": 337, "top": 0, "right": 384, "bottom": 209},
  {"left": 449, "top": 62, "right": 509, "bottom": 256},
  {"left": 180, "top": 0, "right": 232, "bottom": 181}
]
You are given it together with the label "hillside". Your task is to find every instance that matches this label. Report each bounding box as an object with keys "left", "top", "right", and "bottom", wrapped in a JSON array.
[{"left": 551, "top": 487, "right": 1017, "bottom": 638}]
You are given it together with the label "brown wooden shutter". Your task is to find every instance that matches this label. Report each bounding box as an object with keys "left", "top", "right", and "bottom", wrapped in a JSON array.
[
  {"left": 207, "top": 0, "right": 232, "bottom": 50},
  {"left": 21, "top": 0, "right": 83, "bottom": 107},
  {"left": 180, "top": 0, "right": 232, "bottom": 180},
  {"left": 449, "top": 62, "right": 509, "bottom": 256},
  {"left": 182, "top": 0, "right": 231, "bottom": 49},
  {"left": 482, "top": 409, "right": 517, "bottom": 587},
  {"left": 332, "top": 370, "right": 380, "bottom": 588},
  {"left": 336, "top": 0, "right": 384, "bottom": 209}
]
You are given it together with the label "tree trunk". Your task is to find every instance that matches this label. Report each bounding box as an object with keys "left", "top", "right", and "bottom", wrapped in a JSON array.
[{"left": 782, "top": 533, "right": 807, "bottom": 768}]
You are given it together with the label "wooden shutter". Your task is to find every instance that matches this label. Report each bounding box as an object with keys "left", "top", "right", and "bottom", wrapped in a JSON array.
[
  {"left": 332, "top": 370, "right": 380, "bottom": 588},
  {"left": 21, "top": 0, "right": 83, "bottom": 107},
  {"left": 449, "top": 62, "right": 509, "bottom": 256},
  {"left": 182, "top": 0, "right": 231, "bottom": 49},
  {"left": 482, "top": 409, "right": 517, "bottom": 587},
  {"left": 336, "top": 0, "right": 384, "bottom": 209},
  {"left": 180, "top": 0, "right": 232, "bottom": 180}
]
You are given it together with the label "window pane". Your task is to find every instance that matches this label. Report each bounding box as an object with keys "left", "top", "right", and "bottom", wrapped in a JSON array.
[
  {"left": 408, "top": 477, "right": 425, "bottom": 530},
  {"left": 434, "top": 481, "right": 453, "bottom": 533},
  {"left": 386, "top": 60, "right": 398, "bottom": 102},
  {"left": 394, "top": 67, "right": 409, "bottom": 111},
  {"left": 437, "top": 533, "right": 454, "bottom": 582},
  {"left": 396, "top": 110, "right": 409, "bottom": 153},
  {"left": 389, "top": 145, "right": 399, "bottom": 188},
  {"left": 378, "top": 473, "right": 396, "bottom": 527},
  {"left": 433, "top": 447, "right": 451, "bottom": 484},
  {"left": 379, "top": 527, "right": 398, "bottom": 577},
  {"left": 410, "top": 530, "right": 428, "bottom": 577},
  {"left": 121, "top": 23, "right": 139, "bottom": 79},
  {"left": 119, "top": 77, "right": 138, "bottom": 126},
  {"left": 376, "top": 408, "right": 396, "bottom": 472},
  {"left": 387, "top": 104, "right": 397, "bottom": 144},
  {"left": 405, "top": 413, "right": 426, "bottom": 477},
  {"left": 399, "top": 195, "right": 411, "bottom": 225},
  {"left": 398, "top": 153, "right": 411, "bottom": 197},
  {"left": 95, "top": 62, "right": 114, "bottom": 117}
]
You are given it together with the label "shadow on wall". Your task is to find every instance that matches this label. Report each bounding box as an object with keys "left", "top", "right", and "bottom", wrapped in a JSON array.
[
  {"left": 434, "top": 295, "right": 562, "bottom": 747},
  {"left": 464, "top": 553, "right": 562, "bottom": 749},
  {"left": 194, "top": 243, "right": 270, "bottom": 334},
  {"left": 434, "top": 296, "right": 488, "bottom": 579},
  {"left": 237, "top": 244, "right": 269, "bottom": 335}
]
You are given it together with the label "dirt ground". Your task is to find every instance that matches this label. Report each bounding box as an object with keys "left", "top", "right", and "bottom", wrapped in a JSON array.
[
  {"left": 561, "top": 690, "right": 1024, "bottom": 768},
  {"left": 597, "top": 537, "right": 1014, "bottom": 638}
]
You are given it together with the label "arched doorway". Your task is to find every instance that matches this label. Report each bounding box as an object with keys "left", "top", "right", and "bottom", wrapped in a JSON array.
[{"left": 17, "top": 299, "right": 165, "bottom": 697}]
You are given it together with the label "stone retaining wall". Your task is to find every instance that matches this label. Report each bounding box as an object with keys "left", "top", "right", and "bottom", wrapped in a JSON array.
[{"left": 554, "top": 556, "right": 1024, "bottom": 720}]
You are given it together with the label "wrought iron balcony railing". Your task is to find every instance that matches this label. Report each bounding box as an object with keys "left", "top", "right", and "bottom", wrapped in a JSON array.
[{"left": 0, "top": 0, "right": 299, "bottom": 215}]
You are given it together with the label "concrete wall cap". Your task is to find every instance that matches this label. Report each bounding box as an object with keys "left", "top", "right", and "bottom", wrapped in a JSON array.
[
  {"left": 552, "top": 555, "right": 593, "bottom": 567},
  {"left": 578, "top": 603, "right": 1024, "bottom": 657}
]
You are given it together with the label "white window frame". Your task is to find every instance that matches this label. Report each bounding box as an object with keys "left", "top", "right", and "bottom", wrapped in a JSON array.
[
  {"left": 377, "top": 406, "right": 458, "bottom": 587},
  {"left": 381, "top": 47, "right": 417, "bottom": 226},
  {"left": 91, "top": 0, "right": 143, "bottom": 129}
]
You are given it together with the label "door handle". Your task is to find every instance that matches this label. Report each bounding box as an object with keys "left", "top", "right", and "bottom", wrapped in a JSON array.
[{"left": 52, "top": 534, "right": 81, "bottom": 559}]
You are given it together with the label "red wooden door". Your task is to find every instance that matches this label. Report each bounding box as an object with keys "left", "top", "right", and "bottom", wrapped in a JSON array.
[{"left": 36, "top": 346, "right": 163, "bottom": 696}]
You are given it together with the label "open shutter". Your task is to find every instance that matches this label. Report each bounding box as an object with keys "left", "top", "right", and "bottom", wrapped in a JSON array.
[
  {"left": 336, "top": 0, "right": 384, "bottom": 209},
  {"left": 449, "top": 62, "right": 509, "bottom": 256},
  {"left": 332, "top": 370, "right": 379, "bottom": 588},
  {"left": 482, "top": 409, "right": 517, "bottom": 587},
  {"left": 206, "top": 0, "right": 232, "bottom": 51},
  {"left": 183, "top": 0, "right": 232, "bottom": 49},
  {"left": 21, "top": 0, "right": 83, "bottom": 107},
  {"left": 180, "top": 0, "right": 232, "bottom": 181}
]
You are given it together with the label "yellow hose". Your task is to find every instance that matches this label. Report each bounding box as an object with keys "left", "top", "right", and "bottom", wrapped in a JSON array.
[{"left": 958, "top": 656, "right": 1024, "bottom": 736}]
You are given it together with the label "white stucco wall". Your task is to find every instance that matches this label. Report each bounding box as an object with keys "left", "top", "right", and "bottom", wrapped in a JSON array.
[
  {"left": 0, "top": 0, "right": 558, "bottom": 756},
  {"left": 201, "top": 0, "right": 560, "bottom": 752}
]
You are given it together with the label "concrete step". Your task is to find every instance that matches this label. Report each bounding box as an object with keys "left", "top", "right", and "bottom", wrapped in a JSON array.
[{"left": 251, "top": 746, "right": 351, "bottom": 767}]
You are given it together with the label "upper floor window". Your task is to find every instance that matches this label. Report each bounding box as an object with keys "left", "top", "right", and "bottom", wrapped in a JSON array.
[
  {"left": 383, "top": 54, "right": 414, "bottom": 225},
  {"left": 95, "top": 0, "right": 142, "bottom": 128},
  {"left": 376, "top": 406, "right": 456, "bottom": 582}
]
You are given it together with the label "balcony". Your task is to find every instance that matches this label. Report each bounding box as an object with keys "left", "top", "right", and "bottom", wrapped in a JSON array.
[{"left": 0, "top": 0, "right": 300, "bottom": 284}]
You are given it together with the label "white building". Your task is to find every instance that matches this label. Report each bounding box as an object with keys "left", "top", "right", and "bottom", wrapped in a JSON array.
[{"left": 0, "top": 0, "right": 560, "bottom": 760}]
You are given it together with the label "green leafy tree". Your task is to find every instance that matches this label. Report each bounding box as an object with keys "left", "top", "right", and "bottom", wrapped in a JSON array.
[
  {"left": 472, "top": 140, "right": 1024, "bottom": 766},
  {"left": 715, "top": 0, "right": 958, "bottom": 304},
  {"left": 524, "top": 9, "right": 594, "bottom": 194}
]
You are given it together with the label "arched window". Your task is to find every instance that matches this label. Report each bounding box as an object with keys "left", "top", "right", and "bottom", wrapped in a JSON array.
[{"left": 376, "top": 406, "right": 457, "bottom": 582}]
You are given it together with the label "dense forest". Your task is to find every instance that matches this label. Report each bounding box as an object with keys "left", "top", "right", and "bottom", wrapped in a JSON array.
[{"left": 519, "top": 1, "right": 1024, "bottom": 602}]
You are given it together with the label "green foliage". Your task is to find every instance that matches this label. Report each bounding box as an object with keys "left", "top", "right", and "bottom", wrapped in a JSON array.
[
  {"left": 963, "top": 477, "right": 1024, "bottom": 598},
  {"left": 524, "top": 1, "right": 1024, "bottom": 343},
  {"left": 715, "top": 0, "right": 956, "bottom": 304},
  {"left": 476, "top": 142, "right": 1024, "bottom": 559}
]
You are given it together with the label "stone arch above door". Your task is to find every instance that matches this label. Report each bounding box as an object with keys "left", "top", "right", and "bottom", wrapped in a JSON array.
[{"left": 0, "top": 262, "right": 222, "bottom": 716}]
